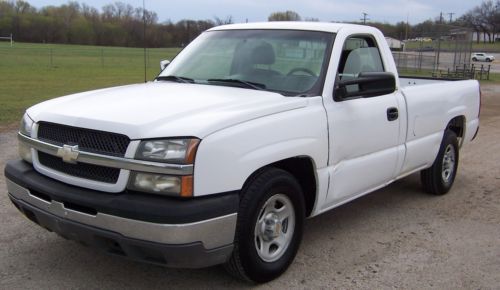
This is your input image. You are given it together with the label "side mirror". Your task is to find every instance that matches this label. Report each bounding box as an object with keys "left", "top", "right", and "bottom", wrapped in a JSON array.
[
  {"left": 334, "top": 72, "right": 396, "bottom": 101},
  {"left": 160, "top": 59, "right": 170, "bottom": 71}
]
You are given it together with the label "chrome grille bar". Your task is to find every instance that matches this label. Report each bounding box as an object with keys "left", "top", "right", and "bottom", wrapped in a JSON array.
[{"left": 19, "top": 132, "right": 193, "bottom": 175}]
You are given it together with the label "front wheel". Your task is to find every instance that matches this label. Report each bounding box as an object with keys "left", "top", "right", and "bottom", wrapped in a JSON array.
[
  {"left": 472, "top": 57, "right": 478, "bottom": 61},
  {"left": 224, "top": 168, "right": 305, "bottom": 283},
  {"left": 420, "top": 130, "right": 459, "bottom": 195}
]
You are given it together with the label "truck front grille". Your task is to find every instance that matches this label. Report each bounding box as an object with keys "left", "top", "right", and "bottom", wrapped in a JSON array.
[
  {"left": 36, "top": 122, "right": 129, "bottom": 184},
  {"left": 37, "top": 122, "right": 130, "bottom": 157},
  {"left": 38, "top": 152, "right": 120, "bottom": 184}
]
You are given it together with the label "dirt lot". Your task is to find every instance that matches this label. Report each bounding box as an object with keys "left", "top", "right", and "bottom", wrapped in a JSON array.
[{"left": 0, "top": 86, "right": 499, "bottom": 289}]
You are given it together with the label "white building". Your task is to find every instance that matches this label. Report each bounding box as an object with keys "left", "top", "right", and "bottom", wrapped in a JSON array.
[{"left": 385, "top": 37, "right": 405, "bottom": 51}]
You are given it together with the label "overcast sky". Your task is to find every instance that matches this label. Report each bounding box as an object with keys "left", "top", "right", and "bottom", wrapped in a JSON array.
[{"left": 27, "top": 0, "right": 485, "bottom": 24}]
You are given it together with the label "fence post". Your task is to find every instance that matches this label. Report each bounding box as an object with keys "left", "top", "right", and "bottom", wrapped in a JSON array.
[
  {"left": 101, "top": 48, "right": 104, "bottom": 68},
  {"left": 49, "top": 48, "right": 53, "bottom": 67}
]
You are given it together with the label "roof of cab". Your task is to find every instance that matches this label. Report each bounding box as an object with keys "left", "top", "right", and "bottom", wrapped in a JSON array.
[{"left": 208, "top": 21, "right": 369, "bottom": 34}]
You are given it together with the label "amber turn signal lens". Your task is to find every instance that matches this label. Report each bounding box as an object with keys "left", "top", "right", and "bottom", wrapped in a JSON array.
[
  {"left": 180, "top": 175, "right": 194, "bottom": 197},
  {"left": 186, "top": 139, "right": 200, "bottom": 164}
]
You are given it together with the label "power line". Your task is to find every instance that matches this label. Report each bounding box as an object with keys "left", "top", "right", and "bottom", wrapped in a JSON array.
[{"left": 360, "top": 12, "right": 369, "bottom": 24}]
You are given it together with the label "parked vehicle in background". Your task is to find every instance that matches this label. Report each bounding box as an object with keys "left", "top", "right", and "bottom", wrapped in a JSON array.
[
  {"left": 4, "top": 22, "right": 481, "bottom": 283},
  {"left": 417, "top": 45, "right": 435, "bottom": 52},
  {"left": 472, "top": 52, "right": 495, "bottom": 62}
]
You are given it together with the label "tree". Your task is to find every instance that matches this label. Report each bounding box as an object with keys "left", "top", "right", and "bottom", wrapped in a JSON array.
[
  {"left": 460, "top": 0, "right": 500, "bottom": 43},
  {"left": 214, "top": 16, "right": 233, "bottom": 26},
  {"left": 268, "top": 11, "right": 301, "bottom": 21}
]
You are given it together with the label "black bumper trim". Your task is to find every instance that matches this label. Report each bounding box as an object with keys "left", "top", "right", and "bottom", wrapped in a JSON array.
[
  {"left": 9, "top": 195, "right": 233, "bottom": 268},
  {"left": 5, "top": 159, "right": 239, "bottom": 224}
]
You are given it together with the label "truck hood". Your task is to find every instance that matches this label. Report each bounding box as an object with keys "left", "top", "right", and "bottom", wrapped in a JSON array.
[{"left": 27, "top": 82, "right": 308, "bottom": 139}]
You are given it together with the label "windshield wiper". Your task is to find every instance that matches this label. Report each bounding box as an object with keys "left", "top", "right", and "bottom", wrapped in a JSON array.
[
  {"left": 156, "top": 75, "right": 195, "bottom": 83},
  {"left": 207, "top": 78, "right": 266, "bottom": 90}
]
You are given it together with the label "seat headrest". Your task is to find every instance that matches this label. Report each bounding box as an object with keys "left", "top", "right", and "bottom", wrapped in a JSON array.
[{"left": 250, "top": 42, "right": 275, "bottom": 65}]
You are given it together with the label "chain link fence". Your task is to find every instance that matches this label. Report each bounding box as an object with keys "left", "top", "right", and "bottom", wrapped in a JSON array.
[
  {"left": 0, "top": 27, "right": 485, "bottom": 81},
  {"left": 0, "top": 44, "right": 180, "bottom": 70},
  {"left": 391, "top": 25, "right": 488, "bottom": 79}
]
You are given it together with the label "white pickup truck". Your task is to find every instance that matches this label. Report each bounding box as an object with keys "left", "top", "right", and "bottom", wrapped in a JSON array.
[{"left": 5, "top": 22, "right": 480, "bottom": 283}]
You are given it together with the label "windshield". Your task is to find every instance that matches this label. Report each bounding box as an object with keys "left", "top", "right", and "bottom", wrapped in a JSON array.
[{"left": 158, "top": 29, "right": 334, "bottom": 95}]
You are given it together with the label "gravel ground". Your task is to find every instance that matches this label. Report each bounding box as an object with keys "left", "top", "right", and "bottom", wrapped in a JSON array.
[{"left": 0, "top": 85, "right": 499, "bottom": 289}]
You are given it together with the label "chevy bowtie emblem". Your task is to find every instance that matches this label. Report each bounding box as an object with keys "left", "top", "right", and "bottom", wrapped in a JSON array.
[{"left": 56, "top": 144, "right": 80, "bottom": 164}]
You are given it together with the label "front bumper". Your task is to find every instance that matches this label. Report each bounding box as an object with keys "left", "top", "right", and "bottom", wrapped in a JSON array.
[{"left": 5, "top": 160, "right": 239, "bottom": 268}]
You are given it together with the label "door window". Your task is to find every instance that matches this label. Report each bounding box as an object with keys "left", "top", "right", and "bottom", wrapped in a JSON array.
[{"left": 338, "top": 36, "right": 384, "bottom": 94}]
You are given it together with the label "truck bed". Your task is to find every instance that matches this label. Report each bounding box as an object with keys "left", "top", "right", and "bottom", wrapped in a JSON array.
[{"left": 397, "top": 76, "right": 480, "bottom": 176}]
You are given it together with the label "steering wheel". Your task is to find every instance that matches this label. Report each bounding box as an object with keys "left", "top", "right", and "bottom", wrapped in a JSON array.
[{"left": 287, "top": 67, "right": 317, "bottom": 77}]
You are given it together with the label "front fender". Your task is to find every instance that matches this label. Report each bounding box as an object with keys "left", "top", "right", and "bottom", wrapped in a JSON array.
[{"left": 193, "top": 97, "right": 328, "bottom": 196}]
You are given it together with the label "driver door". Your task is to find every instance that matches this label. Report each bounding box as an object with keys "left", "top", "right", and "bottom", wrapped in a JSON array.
[{"left": 324, "top": 35, "right": 402, "bottom": 206}]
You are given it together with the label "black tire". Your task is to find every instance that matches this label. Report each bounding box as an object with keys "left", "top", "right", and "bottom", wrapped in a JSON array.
[
  {"left": 420, "top": 130, "right": 459, "bottom": 195},
  {"left": 224, "top": 168, "right": 305, "bottom": 283},
  {"left": 486, "top": 58, "right": 491, "bottom": 62},
  {"left": 472, "top": 57, "right": 477, "bottom": 61}
]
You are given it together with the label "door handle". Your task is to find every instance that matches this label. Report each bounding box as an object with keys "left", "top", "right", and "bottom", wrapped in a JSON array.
[{"left": 387, "top": 107, "right": 399, "bottom": 121}]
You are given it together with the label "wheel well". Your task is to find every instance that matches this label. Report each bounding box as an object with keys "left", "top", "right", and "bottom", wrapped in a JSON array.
[
  {"left": 243, "top": 157, "right": 317, "bottom": 217},
  {"left": 270, "top": 157, "right": 317, "bottom": 217},
  {"left": 447, "top": 116, "right": 465, "bottom": 146},
  {"left": 447, "top": 116, "right": 465, "bottom": 138}
]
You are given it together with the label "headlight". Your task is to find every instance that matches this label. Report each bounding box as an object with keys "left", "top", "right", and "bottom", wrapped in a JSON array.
[
  {"left": 135, "top": 138, "right": 200, "bottom": 164},
  {"left": 19, "top": 113, "right": 34, "bottom": 163},
  {"left": 131, "top": 138, "right": 199, "bottom": 196},
  {"left": 20, "top": 113, "right": 34, "bottom": 136},
  {"left": 128, "top": 172, "right": 193, "bottom": 197}
]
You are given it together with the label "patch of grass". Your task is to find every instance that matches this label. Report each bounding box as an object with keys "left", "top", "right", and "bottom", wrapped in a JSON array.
[
  {"left": 405, "top": 40, "right": 500, "bottom": 52},
  {"left": 0, "top": 42, "right": 181, "bottom": 125},
  {"left": 398, "top": 68, "right": 500, "bottom": 84},
  {"left": 398, "top": 69, "right": 435, "bottom": 77},
  {"left": 478, "top": 72, "right": 500, "bottom": 84}
]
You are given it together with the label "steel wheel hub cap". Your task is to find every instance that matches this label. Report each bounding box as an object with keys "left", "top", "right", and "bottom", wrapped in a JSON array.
[
  {"left": 442, "top": 144, "right": 456, "bottom": 183},
  {"left": 254, "top": 194, "right": 295, "bottom": 262}
]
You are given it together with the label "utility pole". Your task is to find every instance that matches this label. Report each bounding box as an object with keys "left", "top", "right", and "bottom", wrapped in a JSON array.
[
  {"left": 142, "top": 0, "right": 147, "bottom": 83},
  {"left": 405, "top": 13, "right": 409, "bottom": 41},
  {"left": 361, "top": 12, "right": 369, "bottom": 24},
  {"left": 436, "top": 12, "right": 443, "bottom": 71},
  {"left": 447, "top": 12, "right": 455, "bottom": 23}
]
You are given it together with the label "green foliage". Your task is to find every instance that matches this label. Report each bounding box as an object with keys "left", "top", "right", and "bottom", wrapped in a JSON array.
[
  {"left": 0, "top": 42, "right": 181, "bottom": 126},
  {"left": 459, "top": 0, "right": 500, "bottom": 43},
  {"left": 0, "top": 1, "right": 216, "bottom": 47},
  {"left": 268, "top": 11, "right": 301, "bottom": 22}
]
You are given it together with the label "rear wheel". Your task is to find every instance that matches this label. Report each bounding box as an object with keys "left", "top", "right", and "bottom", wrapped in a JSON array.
[
  {"left": 472, "top": 57, "right": 478, "bottom": 61},
  {"left": 420, "top": 130, "right": 459, "bottom": 195},
  {"left": 224, "top": 168, "right": 305, "bottom": 283}
]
